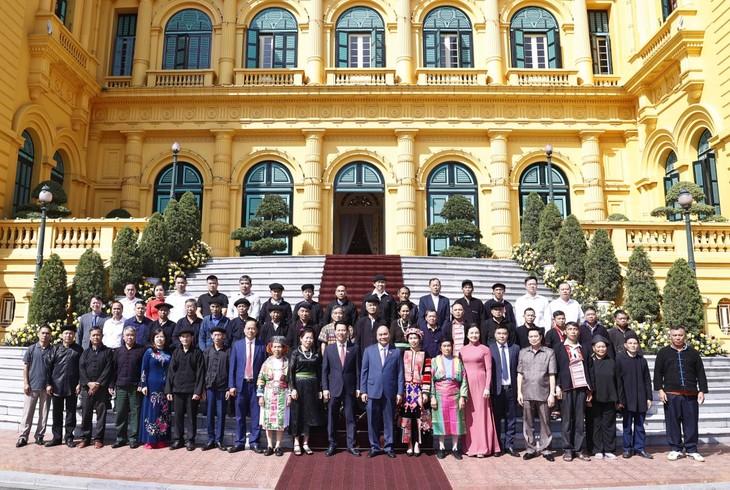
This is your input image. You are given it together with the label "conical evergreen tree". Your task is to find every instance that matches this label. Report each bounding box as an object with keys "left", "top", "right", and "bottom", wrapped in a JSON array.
[
  {"left": 536, "top": 202, "right": 563, "bottom": 264},
  {"left": 584, "top": 228, "right": 622, "bottom": 301},
  {"left": 555, "top": 214, "right": 587, "bottom": 282},
  {"left": 139, "top": 212, "right": 169, "bottom": 278},
  {"left": 521, "top": 192, "right": 544, "bottom": 245},
  {"left": 109, "top": 226, "right": 142, "bottom": 295},
  {"left": 71, "top": 249, "right": 106, "bottom": 316},
  {"left": 623, "top": 246, "right": 661, "bottom": 321},
  {"left": 165, "top": 192, "right": 201, "bottom": 262},
  {"left": 662, "top": 258, "right": 704, "bottom": 334},
  {"left": 28, "top": 253, "right": 68, "bottom": 325}
]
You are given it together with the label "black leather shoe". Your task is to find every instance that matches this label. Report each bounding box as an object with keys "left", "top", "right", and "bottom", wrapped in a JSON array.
[
  {"left": 523, "top": 452, "right": 538, "bottom": 461},
  {"left": 493, "top": 451, "right": 503, "bottom": 457},
  {"left": 217, "top": 442, "right": 227, "bottom": 451},
  {"left": 35, "top": 437, "right": 44, "bottom": 446},
  {"left": 169, "top": 440, "right": 184, "bottom": 450},
  {"left": 543, "top": 453, "right": 555, "bottom": 462},
  {"left": 368, "top": 450, "right": 379, "bottom": 458},
  {"left": 264, "top": 447, "right": 274, "bottom": 456},
  {"left": 436, "top": 449, "right": 446, "bottom": 459},
  {"left": 65, "top": 439, "right": 75, "bottom": 448},
  {"left": 45, "top": 439, "right": 62, "bottom": 447},
  {"left": 623, "top": 451, "right": 633, "bottom": 459},
  {"left": 252, "top": 446, "right": 264, "bottom": 454},
  {"left": 129, "top": 442, "right": 140, "bottom": 449},
  {"left": 186, "top": 442, "right": 196, "bottom": 451},
  {"left": 347, "top": 448, "right": 361, "bottom": 457},
  {"left": 636, "top": 450, "right": 654, "bottom": 459},
  {"left": 452, "top": 449, "right": 463, "bottom": 460},
  {"left": 228, "top": 445, "right": 245, "bottom": 453},
  {"left": 202, "top": 441, "right": 216, "bottom": 451},
  {"left": 275, "top": 447, "right": 283, "bottom": 457},
  {"left": 386, "top": 451, "right": 396, "bottom": 459},
  {"left": 111, "top": 441, "right": 127, "bottom": 449},
  {"left": 325, "top": 445, "right": 336, "bottom": 457},
  {"left": 507, "top": 447, "right": 520, "bottom": 457},
  {"left": 16, "top": 437, "right": 27, "bottom": 448}
]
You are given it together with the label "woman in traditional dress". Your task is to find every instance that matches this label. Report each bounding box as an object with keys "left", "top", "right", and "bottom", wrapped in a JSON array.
[
  {"left": 460, "top": 325, "right": 500, "bottom": 457},
  {"left": 289, "top": 327, "right": 325, "bottom": 455},
  {"left": 399, "top": 327, "right": 432, "bottom": 456},
  {"left": 139, "top": 327, "right": 172, "bottom": 449},
  {"left": 145, "top": 283, "right": 166, "bottom": 321},
  {"left": 430, "top": 337, "right": 469, "bottom": 460},
  {"left": 390, "top": 302, "right": 415, "bottom": 351},
  {"left": 257, "top": 335, "right": 290, "bottom": 456}
]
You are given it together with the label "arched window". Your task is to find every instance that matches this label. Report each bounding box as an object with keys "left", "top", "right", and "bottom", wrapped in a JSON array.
[
  {"left": 51, "top": 151, "right": 64, "bottom": 186},
  {"left": 162, "top": 9, "right": 212, "bottom": 69},
  {"left": 426, "top": 163, "right": 478, "bottom": 255},
  {"left": 423, "top": 7, "right": 473, "bottom": 68},
  {"left": 663, "top": 150, "right": 681, "bottom": 222},
  {"left": 334, "top": 162, "right": 384, "bottom": 192},
  {"left": 243, "top": 162, "right": 294, "bottom": 254},
  {"left": 246, "top": 8, "right": 298, "bottom": 69},
  {"left": 335, "top": 7, "right": 385, "bottom": 68},
  {"left": 153, "top": 162, "right": 204, "bottom": 213},
  {"left": 510, "top": 7, "right": 562, "bottom": 69},
  {"left": 13, "top": 131, "right": 35, "bottom": 215},
  {"left": 694, "top": 130, "right": 720, "bottom": 215},
  {"left": 519, "top": 163, "right": 571, "bottom": 217}
]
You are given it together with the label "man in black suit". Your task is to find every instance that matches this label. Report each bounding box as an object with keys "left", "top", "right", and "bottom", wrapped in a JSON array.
[
  {"left": 322, "top": 321, "right": 361, "bottom": 457},
  {"left": 489, "top": 324, "right": 521, "bottom": 457}
]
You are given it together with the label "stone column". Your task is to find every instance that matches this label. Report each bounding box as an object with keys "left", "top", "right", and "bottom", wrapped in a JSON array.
[
  {"left": 580, "top": 131, "right": 606, "bottom": 220},
  {"left": 484, "top": 0, "right": 504, "bottom": 84},
  {"left": 120, "top": 131, "right": 144, "bottom": 217},
  {"left": 218, "top": 0, "right": 236, "bottom": 85},
  {"left": 573, "top": 0, "right": 594, "bottom": 85},
  {"left": 307, "top": 0, "right": 324, "bottom": 84},
  {"left": 396, "top": 0, "right": 414, "bottom": 84},
  {"left": 488, "top": 131, "right": 512, "bottom": 257},
  {"left": 79, "top": 0, "right": 93, "bottom": 48},
  {"left": 131, "top": 0, "right": 152, "bottom": 87},
  {"left": 395, "top": 129, "right": 418, "bottom": 255},
  {"left": 210, "top": 130, "right": 234, "bottom": 256},
  {"left": 301, "top": 130, "right": 325, "bottom": 253}
]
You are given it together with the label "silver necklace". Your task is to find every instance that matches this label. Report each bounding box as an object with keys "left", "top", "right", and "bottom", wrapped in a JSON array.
[{"left": 300, "top": 347, "right": 313, "bottom": 360}]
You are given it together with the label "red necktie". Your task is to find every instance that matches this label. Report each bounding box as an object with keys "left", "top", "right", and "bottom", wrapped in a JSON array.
[
  {"left": 245, "top": 341, "right": 253, "bottom": 379},
  {"left": 340, "top": 344, "right": 346, "bottom": 367}
]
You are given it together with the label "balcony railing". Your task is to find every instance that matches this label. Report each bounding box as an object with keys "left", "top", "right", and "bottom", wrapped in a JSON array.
[
  {"left": 105, "top": 76, "right": 132, "bottom": 89},
  {"left": 506, "top": 69, "right": 578, "bottom": 86},
  {"left": 234, "top": 69, "right": 305, "bottom": 86},
  {"left": 416, "top": 69, "right": 486, "bottom": 86},
  {"left": 147, "top": 70, "right": 215, "bottom": 88},
  {"left": 326, "top": 69, "right": 395, "bottom": 85},
  {"left": 594, "top": 75, "right": 622, "bottom": 87}
]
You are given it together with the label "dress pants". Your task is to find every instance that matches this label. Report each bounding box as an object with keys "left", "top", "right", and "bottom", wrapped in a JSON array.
[
  {"left": 328, "top": 393, "right": 357, "bottom": 448},
  {"left": 622, "top": 409, "right": 647, "bottom": 452},
  {"left": 173, "top": 393, "right": 199, "bottom": 443},
  {"left": 234, "top": 380, "right": 261, "bottom": 448},
  {"left": 51, "top": 394, "right": 77, "bottom": 442},
  {"left": 561, "top": 388, "right": 587, "bottom": 454},
  {"left": 664, "top": 393, "right": 700, "bottom": 453},
  {"left": 80, "top": 389, "right": 109, "bottom": 442},
  {"left": 523, "top": 400, "right": 552, "bottom": 455},
  {"left": 206, "top": 388, "right": 226, "bottom": 443},
  {"left": 20, "top": 389, "right": 50, "bottom": 439},
  {"left": 492, "top": 386, "right": 517, "bottom": 450},
  {"left": 590, "top": 401, "right": 616, "bottom": 453},
  {"left": 366, "top": 396, "right": 396, "bottom": 452},
  {"left": 114, "top": 385, "right": 141, "bottom": 444}
]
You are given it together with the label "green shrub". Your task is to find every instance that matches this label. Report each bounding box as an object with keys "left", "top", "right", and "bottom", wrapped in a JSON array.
[
  {"left": 105, "top": 208, "right": 132, "bottom": 219},
  {"left": 555, "top": 214, "right": 587, "bottom": 282},
  {"left": 139, "top": 212, "right": 169, "bottom": 278},
  {"left": 422, "top": 195, "right": 493, "bottom": 258},
  {"left": 623, "top": 246, "right": 661, "bottom": 321},
  {"left": 164, "top": 192, "right": 201, "bottom": 262},
  {"left": 584, "top": 228, "right": 622, "bottom": 301},
  {"left": 71, "top": 249, "right": 107, "bottom": 316},
  {"left": 607, "top": 213, "right": 629, "bottom": 221},
  {"left": 520, "top": 192, "right": 544, "bottom": 245},
  {"left": 230, "top": 194, "right": 302, "bottom": 255},
  {"left": 28, "top": 253, "right": 68, "bottom": 326},
  {"left": 662, "top": 258, "right": 704, "bottom": 335},
  {"left": 109, "top": 226, "right": 142, "bottom": 295},
  {"left": 14, "top": 180, "right": 72, "bottom": 219},
  {"left": 536, "top": 202, "right": 563, "bottom": 264}
]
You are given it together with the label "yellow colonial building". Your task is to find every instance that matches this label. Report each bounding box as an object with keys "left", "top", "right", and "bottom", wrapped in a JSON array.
[{"left": 0, "top": 0, "right": 729, "bottom": 338}]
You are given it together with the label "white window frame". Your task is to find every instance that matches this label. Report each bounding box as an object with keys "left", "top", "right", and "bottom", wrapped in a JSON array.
[
  {"left": 439, "top": 34, "right": 459, "bottom": 68},
  {"left": 524, "top": 33, "right": 548, "bottom": 69},
  {"left": 259, "top": 35, "right": 274, "bottom": 69},
  {"left": 348, "top": 34, "right": 371, "bottom": 68}
]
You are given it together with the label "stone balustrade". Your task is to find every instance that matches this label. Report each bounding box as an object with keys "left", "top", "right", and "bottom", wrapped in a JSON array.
[
  {"left": 233, "top": 69, "right": 305, "bottom": 86},
  {"left": 325, "top": 68, "right": 395, "bottom": 86}
]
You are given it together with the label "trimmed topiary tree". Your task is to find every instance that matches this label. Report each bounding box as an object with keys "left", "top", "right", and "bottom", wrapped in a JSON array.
[
  {"left": 164, "top": 192, "right": 201, "bottom": 262},
  {"left": 555, "top": 214, "right": 587, "bottom": 282},
  {"left": 14, "top": 180, "right": 72, "bottom": 219},
  {"left": 584, "top": 228, "right": 622, "bottom": 301},
  {"left": 651, "top": 181, "right": 722, "bottom": 221},
  {"left": 105, "top": 208, "right": 132, "bottom": 219},
  {"left": 28, "top": 253, "right": 68, "bottom": 325},
  {"left": 423, "top": 195, "right": 493, "bottom": 258},
  {"left": 536, "top": 202, "right": 563, "bottom": 265},
  {"left": 109, "top": 226, "right": 142, "bottom": 295},
  {"left": 139, "top": 212, "right": 169, "bottom": 278},
  {"left": 662, "top": 258, "right": 704, "bottom": 334},
  {"left": 71, "top": 249, "right": 106, "bottom": 316},
  {"left": 230, "top": 194, "right": 302, "bottom": 255},
  {"left": 521, "top": 192, "right": 544, "bottom": 245},
  {"left": 623, "top": 246, "right": 660, "bottom": 321}
]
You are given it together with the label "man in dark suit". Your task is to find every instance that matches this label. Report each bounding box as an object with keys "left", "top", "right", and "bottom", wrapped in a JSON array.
[
  {"left": 323, "top": 284, "right": 359, "bottom": 328},
  {"left": 489, "top": 324, "right": 521, "bottom": 457},
  {"left": 76, "top": 296, "right": 108, "bottom": 350},
  {"left": 361, "top": 274, "right": 396, "bottom": 323},
  {"left": 323, "top": 321, "right": 361, "bottom": 457},
  {"left": 360, "top": 325, "right": 404, "bottom": 458},
  {"left": 227, "top": 319, "right": 267, "bottom": 454},
  {"left": 417, "top": 278, "right": 450, "bottom": 329}
]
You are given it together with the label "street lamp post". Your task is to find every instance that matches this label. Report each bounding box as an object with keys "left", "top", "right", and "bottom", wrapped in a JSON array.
[
  {"left": 170, "top": 141, "right": 180, "bottom": 200},
  {"left": 33, "top": 185, "right": 53, "bottom": 284},
  {"left": 678, "top": 188, "right": 696, "bottom": 272},
  {"left": 545, "top": 144, "right": 554, "bottom": 203}
]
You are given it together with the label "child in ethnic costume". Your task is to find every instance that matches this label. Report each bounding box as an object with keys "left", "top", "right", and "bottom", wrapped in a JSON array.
[
  {"left": 257, "top": 335, "right": 290, "bottom": 456},
  {"left": 399, "top": 327, "right": 432, "bottom": 456},
  {"left": 430, "top": 337, "right": 469, "bottom": 460}
]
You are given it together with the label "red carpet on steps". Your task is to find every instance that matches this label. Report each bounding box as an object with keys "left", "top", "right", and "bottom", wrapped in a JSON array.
[
  {"left": 318, "top": 255, "right": 404, "bottom": 312},
  {"left": 274, "top": 452, "right": 451, "bottom": 490}
]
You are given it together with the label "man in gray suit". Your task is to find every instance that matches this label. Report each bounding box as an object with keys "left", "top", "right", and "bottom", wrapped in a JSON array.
[{"left": 76, "top": 296, "right": 109, "bottom": 350}]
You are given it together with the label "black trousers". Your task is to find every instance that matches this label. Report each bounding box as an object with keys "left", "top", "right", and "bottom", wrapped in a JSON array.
[
  {"left": 51, "top": 394, "right": 77, "bottom": 442},
  {"left": 80, "top": 389, "right": 109, "bottom": 442},
  {"left": 173, "top": 393, "right": 199, "bottom": 443},
  {"left": 492, "top": 386, "right": 518, "bottom": 450},
  {"left": 590, "top": 401, "right": 617, "bottom": 453},
  {"left": 561, "top": 388, "right": 587, "bottom": 453},
  {"left": 328, "top": 393, "right": 357, "bottom": 449}
]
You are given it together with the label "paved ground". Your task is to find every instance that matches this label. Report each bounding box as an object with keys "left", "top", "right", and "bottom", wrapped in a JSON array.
[{"left": 2, "top": 430, "right": 730, "bottom": 489}]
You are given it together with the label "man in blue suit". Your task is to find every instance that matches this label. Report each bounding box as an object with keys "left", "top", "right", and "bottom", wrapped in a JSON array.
[
  {"left": 417, "top": 278, "right": 450, "bottom": 330},
  {"left": 227, "top": 319, "right": 266, "bottom": 453},
  {"left": 489, "top": 324, "right": 522, "bottom": 457},
  {"left": 360, "top": 325, "right": 404, "bottom": 458},
  {"left": 323, "top": 321, "right": 361, "bottom": 457}
]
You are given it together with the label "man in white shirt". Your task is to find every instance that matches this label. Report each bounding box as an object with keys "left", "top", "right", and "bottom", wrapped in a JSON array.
[
  {"left": 227, "top": 275, "right": 261, "bottom": 321},
  {"left": 549, "top": 282, "right": 584, "bottom": 327},
  {"left": 102, "top": 301, "right": 125, "bottom": 349},
  {"left": 515, "top": 276, "right": 551, "bottom": 329},
  {"left": 167, "top": 274, "right": 195, "bottom": 323},
  {"left": 119, "top": 283, "right": 142, "bottom": 320}
]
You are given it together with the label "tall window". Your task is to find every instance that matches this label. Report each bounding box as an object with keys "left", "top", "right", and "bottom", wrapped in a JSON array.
[
  {"left": 0, "top": 293, "right": 15, "bottom": 328},
  {"left": 662, "top": 0, "right": 678, "bottom": 21},
  {"left": 51, "top": 152, "right": 64, "bottom": 186},
  {"left": 694, "top": 130, "right": 720, "bottom": 215},
  {"left": 664, "top": 151, "right": 681, "bottom": 222},
  {"left": 588, "top": 11, "right": 612, "bottom": 74},
  {"left": 423, "top": 7, "right": 473, "bottom": 68},
  {"left": 426, "top": 163, "right": 478, "bottom": 255},
  {"left": 112, "top": 14, "right": 137, "bottom": 76},
  {"left": 510, "top": 7, "right": 561, "bottom": 69},
  {"left": 336, "top": 7, "right": 385, "bottom": 68},
  {"left": 55, "top": 0, "right": 68, "bottom": 24},
  {"left": 246, "top": 9, "right": 297, "bottom": 69},
  {"left": 13, "top": 131, "right": 35, "bottom": 215},
  {"left": 243, "top": 162, "right": 294, "bottom": 254},
  {"left": 162, "top": 9, "right": 212, "bottom": 70},
  {"left": 153, "top": 163, "right": 204, "bottom": 213},
  {"left": 519, "top": 163, "right": 571, "bottom": 217}
]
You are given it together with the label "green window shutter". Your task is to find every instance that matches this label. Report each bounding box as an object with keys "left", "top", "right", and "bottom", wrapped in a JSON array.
[
  {"left": 245, "top": 30, "right": 258, "bottom": 68},
  {"left": 373, "top": 30, "right": 385, "bottom": 67},
  {"left": 163, "top": 36, "right": 177, "bottom": 69},
  {"left": 693, "top": 159, "right": 705, "bottom": 191},
  {"left": 198, "top": 35, "right": 211, "bottom": 68},
  {"left": 337, "top": 31, "right": 349, "bottom": 67},
  {"left": 511, "top": 29, "right": 525, "bottom": 68},
  {"left": 459, "top": 32, "right": 473, "bottom": 68},
  {"left": 707, "top": 154, "right": 721, "bottom": 214},
  {"left": 174, "top": 35, "right": 188, "bottom": 69},
  {"left": 424, "top": 31, "right": 438, "bottom": 67},
  {"left": 547, "top": 28, "right": 561, "bottom": 68}
]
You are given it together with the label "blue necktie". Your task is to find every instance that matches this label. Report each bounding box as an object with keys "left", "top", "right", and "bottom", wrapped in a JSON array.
[{"left": 501, "top": 345, "right": 509, "bottom": 383}]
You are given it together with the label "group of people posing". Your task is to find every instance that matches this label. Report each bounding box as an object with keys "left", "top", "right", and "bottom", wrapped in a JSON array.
[{"left": 17, "top": 273, "right": 709, "bottom": 464}]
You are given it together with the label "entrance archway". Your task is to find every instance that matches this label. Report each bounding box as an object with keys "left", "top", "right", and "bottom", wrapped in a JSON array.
[{"left": 333, "top": 163, "right": 384, "bottom": 254}]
